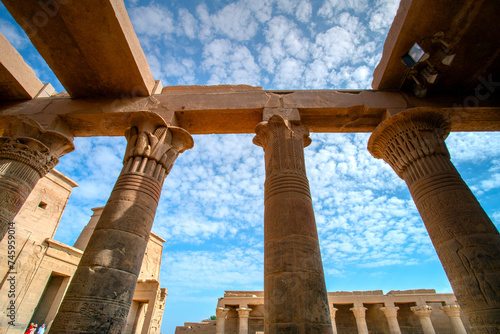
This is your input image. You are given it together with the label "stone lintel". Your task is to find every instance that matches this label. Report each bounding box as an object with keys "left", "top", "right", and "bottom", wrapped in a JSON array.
[
  {"left": 0, "top": 90, "right": 499, "bottom": 135},
  {"left": 2, "top": 0, "right": 155, "bottom": 98},
  {"left": 44, "top": 238, "right": 83, "bottom": 265},
  {"left": 0, "top": 32, "right": 46, "bottom": 100}
]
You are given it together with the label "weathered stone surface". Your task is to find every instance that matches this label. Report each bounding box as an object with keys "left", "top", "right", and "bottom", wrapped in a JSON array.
[
  {"left": 0, "top": 32, "right": 46, "bottom": 101},
  {"left": 0, "top": 117, "right": 73, "bottom": 241},
  {"left": 254, "top": 115, "right": 332, "bottom": 333},
  {"left": 1, "top": 91, "right": 499, "bottom": 137},
  {"left": 373, "top": 0, "right": 500, "bottom": 94},
  {"left": 368, "top": 109, "right": 500, "bottom": 333},
  {"left": 50, "top": 112, "right": 193, "bottom": 333},
  {"left": 380, "top": 306, "right": 402, "bottom": 334},
  {"left": 162, "top": 84, "right": 263, "bottom": 93},
  {"left": 2, "top": 0, "right": 155, "bottom": 98},
  {"left": 441, "top": 305, "right": 467, "bottom": 334}
]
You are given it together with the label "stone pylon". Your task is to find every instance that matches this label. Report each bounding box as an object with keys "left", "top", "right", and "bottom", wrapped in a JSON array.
[
  {"left": 0, "top": 117, "right": 73, "bottom": 241},
  {"left": 50, "top": 112, "right": 193, "bottom": 333},
  {"left": 368, "top": 108, "right": 500, "bottom": 333},
  {"left": 253, "top": 114, "right": 332, "bottom": 333}
]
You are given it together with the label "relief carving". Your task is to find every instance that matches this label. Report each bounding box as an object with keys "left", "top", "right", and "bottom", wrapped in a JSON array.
[
  {"left": 368, "top": 109, "right": 451, "bottom": 179},
  {"left": 0, "top": 117, "right": 74, "bottom": 177},
  {"left": 253, "top": 114, "right": 310, "bottom": 178},
  {"left": 123, "top": 117, "right": 193, "bottom": 182}
]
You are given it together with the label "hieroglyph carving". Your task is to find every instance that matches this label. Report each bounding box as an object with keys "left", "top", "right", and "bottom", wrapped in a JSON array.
[
  {"left": 253, "top": 114, "right": 311, "bottom": 179},
  {"left": 50, "top": 113, "right": 192, "bottom": 334},
  {"left": 253, "top": 115, "right": 332, "bottom": 334},
  {"left": 368, "top": 108, "right": 500, "bottom": 332}
]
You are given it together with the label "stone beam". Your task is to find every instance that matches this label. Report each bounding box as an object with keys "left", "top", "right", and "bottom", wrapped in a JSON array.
[
  {"left": 2, "top": 0, "right": 155, "bottom": 98},
  {"left": 0, "top": 90, "right": 499, "bottom": 135},
  {"left": 373, "top": 0, "right": 500, "bottom": 92},
  {"left": 0, "top": 32, "right": 45, "bottom": 101}
]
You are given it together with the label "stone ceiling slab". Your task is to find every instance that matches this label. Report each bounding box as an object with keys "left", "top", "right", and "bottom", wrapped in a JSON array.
[{"left": 2, "top": 0, "right": 155, "bottom": 98}]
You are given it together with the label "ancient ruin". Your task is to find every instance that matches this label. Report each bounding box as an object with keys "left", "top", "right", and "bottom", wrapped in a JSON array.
[
  {"left": 0, "top": 170, "right": 167, "bottom": 333},
  {"left": 176, "top": 290, "right": 468, "bottom": 334},
  {"left": 0, "top": 0, "right": 499, "bottom": 333}
]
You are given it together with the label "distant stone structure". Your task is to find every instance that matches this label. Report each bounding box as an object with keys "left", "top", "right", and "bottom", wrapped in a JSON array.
[
  {"left": 0, "top": 0, "right": 499, "bottom": 332},
  {"left": 176, "top": 290, "right": 469, "bottom": 334},
  {"left": 0, "top": 170, "right": 167, "bottom": 333}
]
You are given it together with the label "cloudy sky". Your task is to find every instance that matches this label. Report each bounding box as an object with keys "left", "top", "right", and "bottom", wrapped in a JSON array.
[{"left": 1, "top": 0, "right": 499, "bottom": 333}]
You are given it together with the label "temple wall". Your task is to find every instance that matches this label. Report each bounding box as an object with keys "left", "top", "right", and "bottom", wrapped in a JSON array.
[
  {"left": 0, "top": 170, "right": 167, "bottom": 333},
  {"left": 176, "top": 290, "right": 471, "bottom": 334}
]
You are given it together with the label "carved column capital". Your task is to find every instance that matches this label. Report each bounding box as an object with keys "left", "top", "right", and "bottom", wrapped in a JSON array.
[
  {"left": 330, "top": 307, "right": 338, "bottom": 318},
  {"left": 0, "top": 116, "right": 74, "bottom": 177},
  {"left": 216, "top": 307, "right": 229, "bottom": 318},
  {"left": 440, "top": 305, "right": 467, "bottom": 334},
  {"left": 380, "top": 306, "right": 399, "bottom": 318},
  {"left": 122, "top": 112, "right": 193, "bottom": 182},
  {"left": 236, "top": 307, "right": 252, "bottom": 318},
  {"left": 253, "top": 114, "right": 311, "bottom": 178},
  {"left": 368, "top": 109, "right": 451, "bottom": 179},
  {"left": 411, "top": 305, "right": 433, "bottom": 317},
  {"left": 350, "top": 306, "right": 368, "bottom": 318},
  {"left": 440, "top": 305, "right": 461, "bottom": 318}
]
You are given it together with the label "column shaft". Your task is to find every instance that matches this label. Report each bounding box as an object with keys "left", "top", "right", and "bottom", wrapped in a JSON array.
[
  {"left": 0, "top": 117, "right": 73, "bottom": 240},
  {"left": 411, "top": 306, "right": 436, "bottom": 334},
  {"left": 441, "top": 305, "right": 467, "bottom": 334},
  {"left": 330, "top": 307, "right": 338, "bottom": 334},
  {"left": 380, "top": 306, "right": 401, "bottom": 334},
  {"left": 350, "top": 307, "right": 369, "bottom": 334},
  {"left": 368, "top": 109, "right": 500, "bottom": 332},
  {"left": 216, "top": 307, "right": 229, "bottom": 334},
  {"left": 237, "top": 308, "right": 251, "bottom": 334},
  {"left": 50, "top": 114, "right": 192, "bottom": 333},
  {"left": 253, "top": 115, "right": 332, "bottom": 333}
]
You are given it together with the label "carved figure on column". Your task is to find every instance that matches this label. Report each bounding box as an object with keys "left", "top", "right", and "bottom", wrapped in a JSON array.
[
  {"left": 368, "top": 108, "right": 500, "bottom": 332},
  {"left": 50, "top": 112, "right": 193, "bottom": 333},
  {"left": 0, "top": 117, "right": 74, "bottom": 240},
  {"left": 253, "top": 114, "right": 332, "bottom": 333}
]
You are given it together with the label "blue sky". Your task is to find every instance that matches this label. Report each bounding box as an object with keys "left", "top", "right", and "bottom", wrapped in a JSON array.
[{"left": 1, "top": 0, "right": 499, "bottom": 333}]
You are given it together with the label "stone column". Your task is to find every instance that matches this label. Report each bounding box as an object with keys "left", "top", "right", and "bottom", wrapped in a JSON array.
[
  {"left": 368, "top": 109, "right": 500, "bottom": 332},
  {"left": 411, "top": 305, "right": 436, "bottom": 334},
  {"left": 350, "top": 306, "right": 369, "bottom": 334},
  {"left": 50, "top": 112, "right": 193, "bottom": 333},
  {"left": 253, "top": 115, "right": 332, "bottom": 333},
  {"left": 380, "top": 306, "right": 401, "bottom": 334},
  {"left": 0, "top": 117, "right": 73, "bottom": 240},
  {"left": 237, "top": 307, "right": 252, "bottom": 334},
  {"left": 216, "top": 307, "right": 229, "bottom": 334},
  {"left": 440, "top": 305, "right": 467, "bottom": 334},
  {"left": 330, "top": 307, "right": 338, "bottom": 334}
]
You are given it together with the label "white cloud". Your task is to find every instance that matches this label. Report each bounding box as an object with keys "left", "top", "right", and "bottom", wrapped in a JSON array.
[
  {"left": 447, "top": 132, "right": 500, "bottom": 164},
  {"left": 368, "top": 0, "right": 400, "bottom": 33},
  {"left": 318, "top": 0, "right": 369, "bottom": 20},
  {"left": 202, "top": 39, "right": 260, "bottom": 85},
  {"left": 178, "top": 8, "right": 198, "bottom": 39},
  {"left": 195, "top": 1, "right": 263, "bottom": 41},
  {"left": 0, "top": 19, "right": 29, "bottom": 50},
  {"left": 130, "top": 5, "right": 175, "bottom": 37},
  {"left": 264, "top": 16, "right": 310, "bottom": 61},
  {"left": 296, "top": 0, "right": 313, "bottom": 23},
  {"left": 273, "top": 57, "right": 306, "bottom": 89},
  {"left": 162, "top": 248, "right": 264, "bottom": 290}
]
